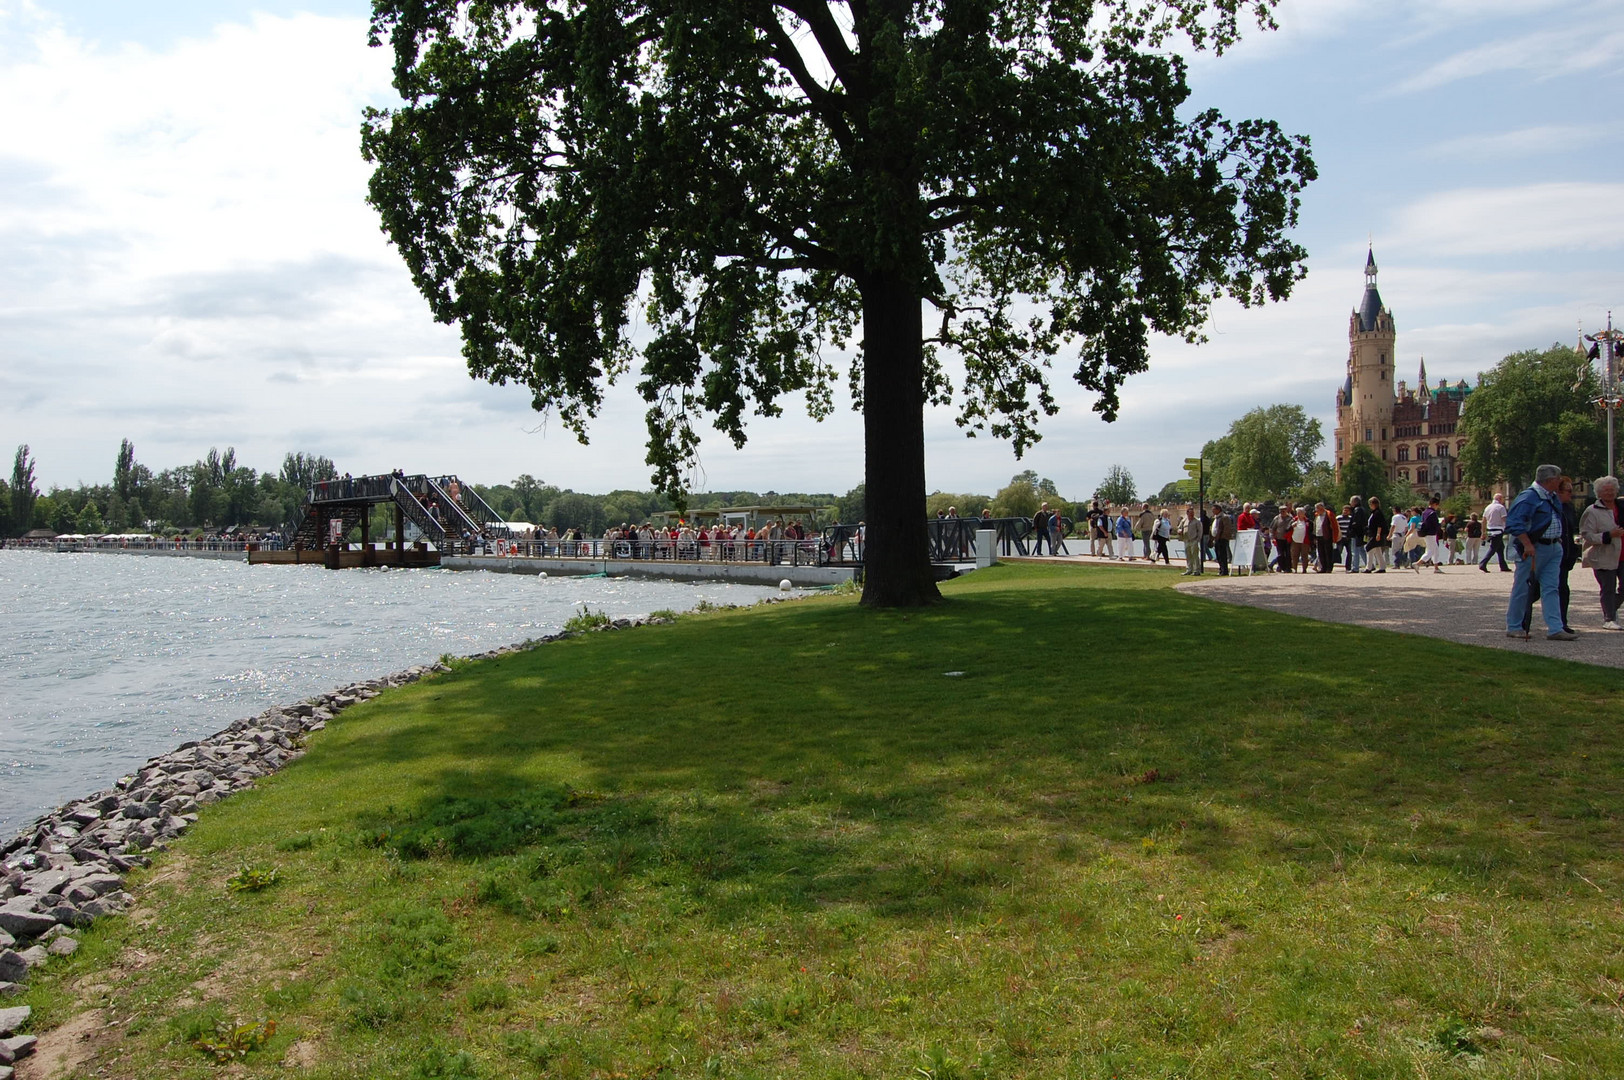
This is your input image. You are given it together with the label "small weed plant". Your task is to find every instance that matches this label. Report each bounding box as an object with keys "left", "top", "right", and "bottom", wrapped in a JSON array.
[
  {"left": 225, "top": 864, "right": 279, "bottom": 893},
  {"left": 563, "top": 606, "right": 613, "bottom": 633},
  {"left": 192, "top": 1017, "right": 277, "bottom": 1062}
]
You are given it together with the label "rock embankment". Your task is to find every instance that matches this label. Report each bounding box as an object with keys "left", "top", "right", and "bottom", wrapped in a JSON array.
[{"left": 0, "top": 660, "right": 465, "bottom": 1001}]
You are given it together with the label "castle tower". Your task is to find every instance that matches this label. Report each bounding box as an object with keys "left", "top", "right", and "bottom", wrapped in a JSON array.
[{"left": 1341, "top": 248, "right": 1396, "bottom": 475}]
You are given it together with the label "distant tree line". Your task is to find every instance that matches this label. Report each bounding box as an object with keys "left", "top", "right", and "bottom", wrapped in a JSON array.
[
  {"left": 1, "top": 442, "right": 339, "bottom": 538},
  {"left": 0, "top": 441, "right": 869, "bottom": 540}
]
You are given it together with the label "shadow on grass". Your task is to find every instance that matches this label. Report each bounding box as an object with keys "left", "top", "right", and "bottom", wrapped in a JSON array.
[{"left": 304, "top": 564, "right": 1624, "bottom": 927}]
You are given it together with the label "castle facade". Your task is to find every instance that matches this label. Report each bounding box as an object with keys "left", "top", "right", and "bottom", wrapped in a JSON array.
[{"left": 1333, "top": 250, "right": 1474, "bottom": 497}]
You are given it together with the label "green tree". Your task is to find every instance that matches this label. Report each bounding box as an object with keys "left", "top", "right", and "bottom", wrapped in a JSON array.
[
  {"left": 1153, "top": 480, "right": 1186, "bottom": 504},
  {"left": 0, "top": 478, "right": 9, "bottom": 536},
  {"left": 280, "top": 452, "right": 338, "bottom": 493},
  {"left": 10, "top": 445, "right": 37, "bottom": 536},
  {"left": 1337, "top": 442, "right": 1399, "bottom": 506},
  {"left": 113, "top": 439, "right": 138, "bottom": 501},
  {"left": 1095, "top": 465, "right": 1136, "bottom": 506},
  {"left": 76, "top": 501, "right": 105, "bottom": 535},
  {"left": 835, "top": 484, "right": 866, "bottom": 524},
  {"left": 993, "top": 472, "right": 1042, "bottom": 520},
  {"left": 1206, "top": 404, "right": 1322, "bottom": 499},
  {"left": 363, "top": 0, "right": 1314, "bottom": 605},
  {"left": 1291, "top": 461, "right": 1337, "bottom": 508},
  {"left": 1459, "top": 344, "right": 1606, "bottom": 489}
]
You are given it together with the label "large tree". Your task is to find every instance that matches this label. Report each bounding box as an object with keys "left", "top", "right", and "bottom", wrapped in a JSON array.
[
  {"left": 1459, "top": 344, "right": 1606, "bottom": 489},
  {"left": 363, "top": 0, "right": 1314, "bottom": 605},
  {"left": 1203, "top": 403, "right": 1321, "bottom": 499},
  {"left": 1095, "top": 464, "right": 1136, "bottom": 505},
  {"left": 10, "top": 445, "right": 37, "bottom": 537}
]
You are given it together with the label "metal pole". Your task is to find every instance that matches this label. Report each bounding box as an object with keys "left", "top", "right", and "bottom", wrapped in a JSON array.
[{"left": 1609, "top": 311, "right": 1617, "bottom": 479}]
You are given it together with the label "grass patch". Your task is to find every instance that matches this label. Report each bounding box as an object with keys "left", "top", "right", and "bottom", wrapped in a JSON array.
[{"left": 21, "top": 562, "right": 1624, "bottom": 1077}]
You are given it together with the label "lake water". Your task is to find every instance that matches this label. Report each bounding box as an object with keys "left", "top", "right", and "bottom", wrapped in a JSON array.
[{"left": 0, "top": 550, "right": 778, "bottom": 838}]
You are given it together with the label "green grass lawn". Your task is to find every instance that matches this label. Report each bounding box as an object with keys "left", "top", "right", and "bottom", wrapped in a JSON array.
[{"left": 22, "top": 562, "right": 1624, "bottom": 1078}]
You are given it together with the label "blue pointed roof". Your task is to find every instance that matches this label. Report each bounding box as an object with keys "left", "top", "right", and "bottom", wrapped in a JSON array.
[{"left": 1357, "top": 247, "right": 1385, "bottom": 331}]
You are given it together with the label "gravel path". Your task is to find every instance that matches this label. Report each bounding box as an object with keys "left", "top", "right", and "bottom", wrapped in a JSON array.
[{"left": 1173, "top": 564, "right": 1624, "bottom": 669}]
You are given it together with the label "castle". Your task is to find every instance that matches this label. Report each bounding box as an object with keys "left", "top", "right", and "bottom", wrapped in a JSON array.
[{"left": 1333, "top": 250, "right": 1475, "bottom": 497}]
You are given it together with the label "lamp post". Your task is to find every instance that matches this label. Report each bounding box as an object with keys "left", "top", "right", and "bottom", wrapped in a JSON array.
[{"left": 1586, "top": 313, "right": 1624, "bottom": 478}]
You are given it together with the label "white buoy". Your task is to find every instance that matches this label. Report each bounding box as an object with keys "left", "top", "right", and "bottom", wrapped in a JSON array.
[
  {"left": 779, "top": 579, "right": 793, "bottom": 591},
  {"left": 536, "top": 571, "right": 547, "bottom": 578}
]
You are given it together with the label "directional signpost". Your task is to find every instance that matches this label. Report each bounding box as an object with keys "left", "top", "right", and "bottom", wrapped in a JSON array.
[{"left": 1177, "top": 457, "right": 1205, "bottom": 570}]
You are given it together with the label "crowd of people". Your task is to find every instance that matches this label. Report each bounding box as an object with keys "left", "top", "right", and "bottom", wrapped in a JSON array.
[{"left": 1057, "top": 464, "right": 1624, "bottom": 642}]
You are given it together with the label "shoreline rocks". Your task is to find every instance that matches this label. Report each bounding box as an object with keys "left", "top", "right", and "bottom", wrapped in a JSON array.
[{"left": 0, "top": 662, "right": 461, "bottom": 991}]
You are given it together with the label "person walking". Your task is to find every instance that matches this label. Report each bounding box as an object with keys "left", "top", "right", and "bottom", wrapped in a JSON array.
[
  {"left": 1290, "top": 507, "right": 1312, "bottom": 572},
  {"left": 1211, "top": 503, "right": 1235, "bottom": 575},
  {"left": 1031, "top": 502, "right": 1051, "bottom": 556},
  {"left": 1114, "top": 508, "right": 1135, "bottom": 560},
  {"left": 1154, "top": 510, "right": 1172, "bottom": 564},
  {"left": 1051, "top": 505, "right": 1070, "bottom": 555},
  {"left": 1480, "top": 492, "right": 1510, "bottom": 571},
  {"left": 1313, "top": 502, "right": 1338, "bottom": 573},
  {"left": 1418, "top": 496, "right": 1444, "bottom": 573},
  {"left": 1181, "top": 506, "right": 1204, "bottom": 576},
  {"left": 1579, "top": 475, "right": 1624, "bottom": 630},
  {"left": 1335, "top": 504, "right": 1352, "bottom": 569},
  {"left": 1464, "top": 513, "right": 1483, "bottom": 566},
  {"left": 1506, "top": 464, "right": 1573, "bottom": 640},
  {"left": 1363, "top": 495, "right": 1389, "bottom": 572},
  {"left": 1272, "top": 503, "right": 1295, "bottom": 573},
  {"left": 1346, "top": 495, "right": 1369, "bottom": 573}
]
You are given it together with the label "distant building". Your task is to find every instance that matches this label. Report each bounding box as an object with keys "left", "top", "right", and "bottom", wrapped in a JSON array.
[{"left": 1333, "top": 250, "right": 1474, "bottom": 497}]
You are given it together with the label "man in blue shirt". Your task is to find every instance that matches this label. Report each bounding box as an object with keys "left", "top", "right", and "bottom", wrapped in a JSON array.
[{"left": 1505, "top": 464, "right": 1574, "bottom": 639}]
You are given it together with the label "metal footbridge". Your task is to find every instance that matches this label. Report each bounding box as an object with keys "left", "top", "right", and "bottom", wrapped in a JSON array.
[{"left": 289, "top": 473, "right": 508, "bottom": 560}]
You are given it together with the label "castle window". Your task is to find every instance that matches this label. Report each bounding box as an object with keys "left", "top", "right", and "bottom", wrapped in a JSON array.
[
  {"left": 1399, "top": 469, "right": 1410, "bottom": 482},
  {"left": 1457, "top": 440, "right": 1466, "bottom": 454},
  {"left": 1381, "top": 428, "right": 1387, "bottom": 440},
  {"left": 1336, "top": 435, "right": 1343, "bottom": 451},
  {"left": 1397, "top": 446, "right": 1409, "bottom": 462},
  {"left": 1381, "top": 448, "right": 1387, "bottom": 460},
  {"left": 1436, "top": 442, "right": 1448, "bottom": 457},
  {"left": 1365, "top": 428, "right": 1372, "bottom": 442},
  {"left": 1417, "top": 445, "right": 1429, "bottom": 460}
]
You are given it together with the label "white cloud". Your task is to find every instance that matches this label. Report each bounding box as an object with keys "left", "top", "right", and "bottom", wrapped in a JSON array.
[
  {"left": 1391, "top": 183, "right": 1624, "bottom": 257},
  {"left": 1392, "top": 22, "right": 1624, "bottom": 95},
  {"left": 1422, "top": 124, "right": 1617, "bottom": 160}
]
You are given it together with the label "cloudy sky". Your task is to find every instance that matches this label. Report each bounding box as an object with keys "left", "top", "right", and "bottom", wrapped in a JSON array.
[{"left": 3, "top": 0, "right": 1621, "bottom": 502}]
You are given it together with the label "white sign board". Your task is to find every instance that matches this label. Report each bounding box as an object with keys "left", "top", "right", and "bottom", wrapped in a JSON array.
[{"left": 1233, "top": 529, "right": 1259, "bottom": 574}]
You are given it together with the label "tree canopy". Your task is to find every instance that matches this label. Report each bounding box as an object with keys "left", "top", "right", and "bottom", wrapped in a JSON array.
[
  {"left": 1459, "top": 344, "right": 1606, "bottom": 488},
  {"left": 364, "top": 0, "right": 1314, "bottom": 604},
  {"left": 1095, "top": 464, "right": 1137, "bottom": 505},
  {"left": 1202, "top": 403, "right": 1323, "bottom": 499}
]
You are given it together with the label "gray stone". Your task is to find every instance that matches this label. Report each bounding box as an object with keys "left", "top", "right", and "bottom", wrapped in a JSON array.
[
  {"left": 1, "top": 1035, "right": 34, "bottom": 1059},
  {"left": 24, "top": 869, "right": 70, "bottom": 895},
  {"left": 45, "top": 937, "right": 76, "bottom": 957},
  {"left": 0, "top": 1063, "right": 13, "bottom": 1078},
  {"left": 47, "top": 907, "right": 90, "bottom": 929},
  {"left": 0, "top": 985, "right": 16, "bottom": 999},
  {"left": 0, "top": 932, "right": 10, "bottom": 951},
  {"left": 0, "top": 955, "right": 24, "bottom": 985},
  {"left": 0, "top": 1005, "right": 26, "bottom": 1035},
  {"left": 121, "top": 801, "right": 159, "bottom": 821},
  {"left": 65, "top": 807, "right": 101, "bottom": 826},
  {"left": 16, "top": 948, "right": 45, "bottom": 969},
  {"left": 0, "top": 906, "right": 55, "bottom": 938}
]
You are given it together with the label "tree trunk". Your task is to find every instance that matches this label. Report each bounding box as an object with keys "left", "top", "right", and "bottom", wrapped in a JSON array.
[{"left": 860, "top": 272, "right": 942, "bottom": 607}]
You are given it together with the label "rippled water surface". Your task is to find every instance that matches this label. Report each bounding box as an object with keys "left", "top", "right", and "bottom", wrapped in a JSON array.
[{"left": 0, "top": 550, "right": 777, "bottom": 837}]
